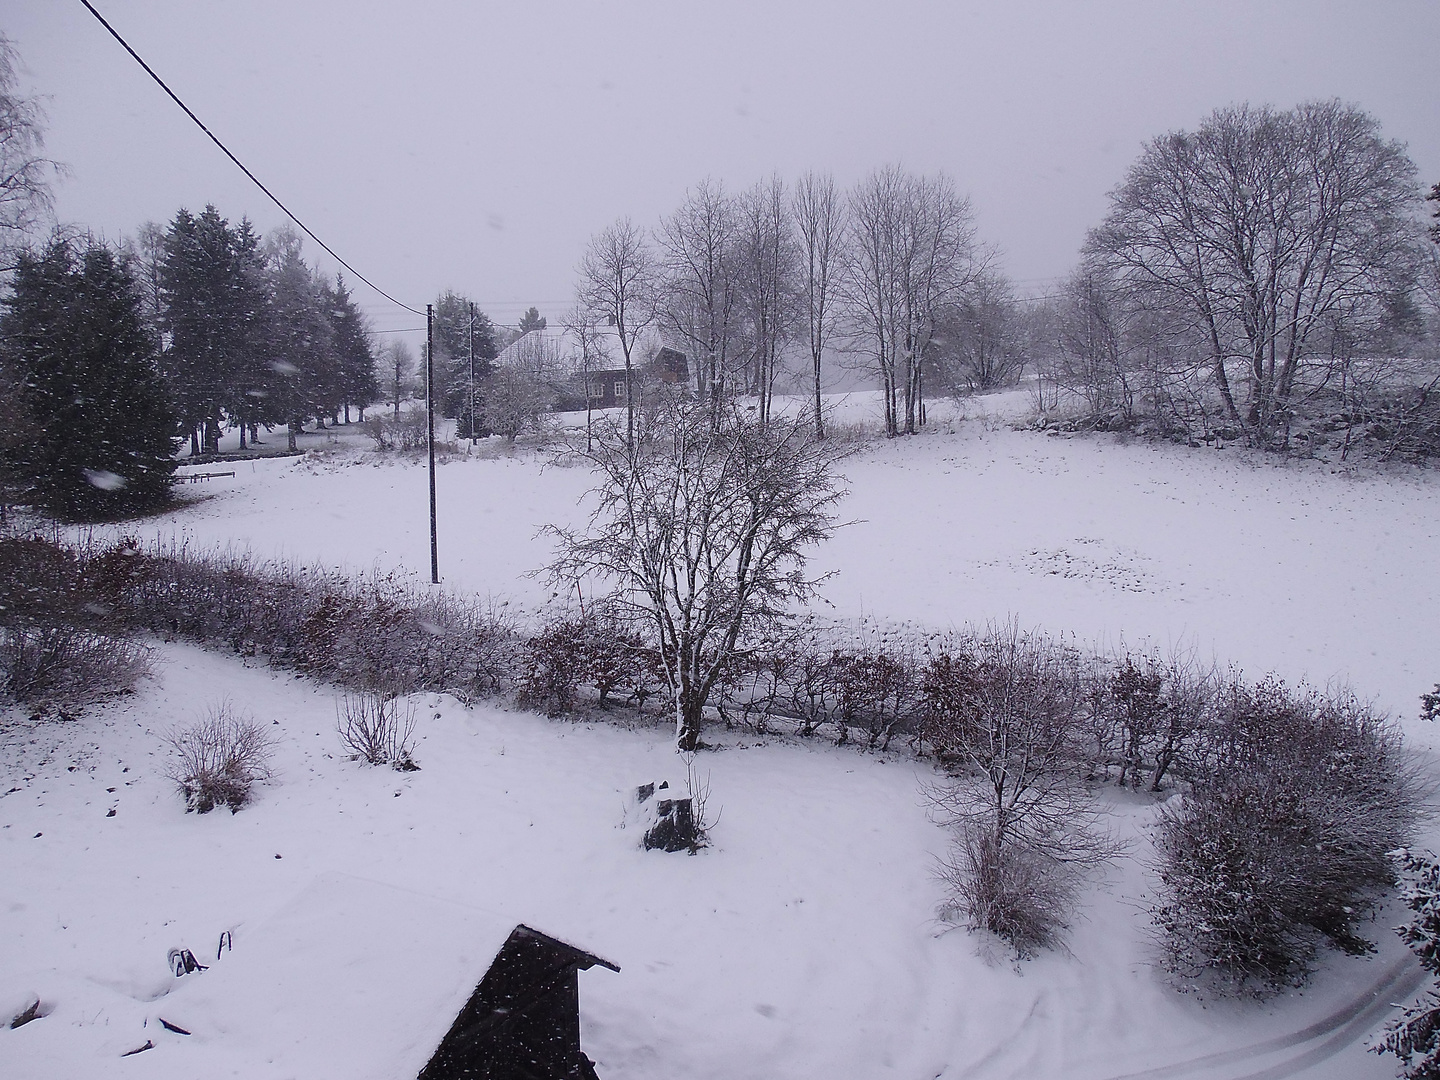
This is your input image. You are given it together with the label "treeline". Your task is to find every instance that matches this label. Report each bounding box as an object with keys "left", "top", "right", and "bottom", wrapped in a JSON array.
[
  {"left": 128, "top": 207, "right": 379, "bottom": 455},
  {"left": 580, "top": 102, "right": 1440, "bottom": 458},
  {"left": 0, "top": 209, "right": 394, "bottom": 520},
  {"left": 576, "top": 169, "right": 1006, "bottom": 440}
]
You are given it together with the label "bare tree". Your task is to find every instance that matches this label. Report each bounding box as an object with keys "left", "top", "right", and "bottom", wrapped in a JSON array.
[
  {"left": 843, "top": 167, "right": 983, "bottom": 436},
  {"left": 0, "top": 35, "right": 62, "bottom": 274},
  {"left": 578, "top": 218, "right": 657, "bottom": 447},
  {"left": 562, "top": 304, "right": 612, "bottom": 452},
  {"left": 1087, "top": 101, "right": 1424, "bottom": 448},
  {"left": 381, "top": 339, "right": 414, "bottom": 418},
  {"left": 925, "top": 624, "right": 1118, "bottom": 954},
  {"left": 735, "top": 175, "right": 797, "bottom": 428},
  {"left": 793, "top": 171, "right": 845, "bottom": 438},
  {"left": 657, "top": 179, "right": 743, "bottom": 421},
  {"left": 933, "top": 269, "right": 1026, "bottom": 394},
  {"left": 546, "top": 399, "right": 846, "bottom": 751}
]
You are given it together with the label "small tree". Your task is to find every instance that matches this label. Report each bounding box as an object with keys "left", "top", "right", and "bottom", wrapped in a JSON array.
[
  {"left": 924, "top": 625, "right": 1117, "bottom": 955},
  {"left": 0, "top": 238, "right": 178, "bottom": 519},
  {"left": 547, "top": 398, "right": 845, "bottom": 751}
]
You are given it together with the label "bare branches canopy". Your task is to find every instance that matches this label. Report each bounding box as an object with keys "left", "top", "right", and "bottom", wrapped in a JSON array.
[
  {"left": 1086, "top": 100, "right": 1424, "bottom": 447},
  {"left": 546, "top": 399, "right": 846, "bottom": 751}
]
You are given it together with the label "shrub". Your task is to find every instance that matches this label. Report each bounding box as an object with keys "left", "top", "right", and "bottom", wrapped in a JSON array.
[
  {"left": 336, "top": 692, "right": 418, "bottom": 769},
  {"left": 924, "top": 625, "right": 1117, "bottom": 954},
  {"left": 516, "top": 616, "right": 589, "bottom": 717},
  {"left": 1374, "top": 850, "right": 1440, "bottom": 1078},
  {"left": 166, "top": 702, "right": 275, "bottom": 813},
  {"left": 362, "top": 411, "right": 429, "bottom": 452},
  {"left": 0, "top": 626, "right": 147, "bottom": 707},
  {"left": 940, "top": 828, "right": 1079, "bottom": 958},
  {"left": 1154, "top": 676, "right": 1417, "bottom": 994}
]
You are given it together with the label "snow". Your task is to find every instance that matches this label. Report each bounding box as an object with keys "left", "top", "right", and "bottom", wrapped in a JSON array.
[{"left": 5, "top": 391, "right": 1440, "bottom": 1078}]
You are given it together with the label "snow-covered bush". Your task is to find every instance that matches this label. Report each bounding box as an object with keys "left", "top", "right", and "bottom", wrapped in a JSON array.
[
  {"left": 0, "top": 536, "right": 147, "bottom": 709},
  {"left": 0, "top": 626, "right": 147, "bottom": 707},
  {"left": 924, "top": 625, "right": 1116, "bottom": 955},
  {"left": 166, "top": 702, "right": 275, "bottom": 813},
  {"left": 1099, "top": 649, "right": 1213, "bottom": 791},
  {"left": 362, "top": 411, "right": 428, "bottom": 452},
  {"left": 1154, "top": 676, "right": 1417, "bottom": 994},
  {"left": 516, "top": 616, "right": 588, "bottom": 717},
  {"left": 83, "top": 537, "right": 520, "bottom": 701},
  {"left": 1374, "top": 850, "right": 1440, "bottom": 1078},
  {"left": 337, "top": 692, "right": 417, "bottom": 770}
]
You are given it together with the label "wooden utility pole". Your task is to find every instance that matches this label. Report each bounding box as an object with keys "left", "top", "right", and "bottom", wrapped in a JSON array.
[{"left": 427, "top": 303, "right": 438, "bottom": 584}]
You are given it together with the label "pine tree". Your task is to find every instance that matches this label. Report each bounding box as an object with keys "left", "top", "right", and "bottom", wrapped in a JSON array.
[
  {"left": 432, "top": 291, "right": 498, "bottom": 430},
  {"left": 0, "top": 238, "right": 178, "bottom": 519},
  {"left": 328, "top": 273, "right": 378, "bottom": 422},
  {"left": 518, "top": 306, "right": 547, "bottom": 333},
  {"left": 160, "top": 206, "right": 268, "bottom": 454},
  {"left": 264, "top": 228, "right": 336, "bottom": 450}
]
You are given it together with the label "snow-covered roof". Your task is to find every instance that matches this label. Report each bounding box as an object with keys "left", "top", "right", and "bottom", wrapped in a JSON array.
[
  {"left": 495, "top": 325, "right": 669, "bottom": 374},
  {"left": 154, "top": 872, "right": 609, "bottom": 1080}
]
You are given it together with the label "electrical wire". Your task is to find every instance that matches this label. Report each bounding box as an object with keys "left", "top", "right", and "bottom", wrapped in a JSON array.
[{"left": 77, "top": 0, "right": 426, "bottom": 318}]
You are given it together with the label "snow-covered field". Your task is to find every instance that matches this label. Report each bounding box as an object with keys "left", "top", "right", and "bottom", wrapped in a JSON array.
[{"left": 4, "top": 391, "right": 1439, "bottom": 1079}]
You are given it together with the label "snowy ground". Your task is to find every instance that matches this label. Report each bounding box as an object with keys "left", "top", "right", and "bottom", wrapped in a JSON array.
[{"left": 4, "top": 390, "right": 1440, "bottom": 1078}]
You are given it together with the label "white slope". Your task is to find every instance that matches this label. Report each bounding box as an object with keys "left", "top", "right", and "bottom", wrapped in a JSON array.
[
  {"left": 3, "top": 392, "right": 1436, "bottom": 1077},
  {"left": 0, "top": 644, "right": 1420, "bottom": 1079},
  {"left": 144, "top": 392, "right": 1438, "bottom": 718}
]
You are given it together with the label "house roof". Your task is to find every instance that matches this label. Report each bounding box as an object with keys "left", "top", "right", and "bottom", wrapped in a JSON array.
[
  {"left": 157, "top": 872, "right": 614, "bottom": 1079},
  {"left": 495, "top": 325, "right": 676, "bottom": 374}
]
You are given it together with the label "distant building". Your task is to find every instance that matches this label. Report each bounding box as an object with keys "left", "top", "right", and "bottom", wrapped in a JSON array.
[{"left": 494, "top": 327, "right": 690, "bottom": 413}]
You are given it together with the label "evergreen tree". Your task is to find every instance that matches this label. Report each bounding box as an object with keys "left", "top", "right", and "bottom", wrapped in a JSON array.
[
  {"left": 518, "top": 305, "right": 547, "bottom": 333},
  {"left": 0, "top": 238, "right": 178, "bottom": 519},
  {"left": 264, "top": 228, "right": 336, "bottom": 450},
  {"left": 327, "top": 273, "right": 378, "bottom": 422},
  {"left": 432, "top": 290, "right": 498, "bottom": 431},
  {"left": 160, "top": 206, "right": 268, "bottom": 454}
]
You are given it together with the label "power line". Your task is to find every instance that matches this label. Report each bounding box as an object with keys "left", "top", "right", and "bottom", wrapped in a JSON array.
[{"left": 78, "top": 0, "right": 425, "bottom": 318}]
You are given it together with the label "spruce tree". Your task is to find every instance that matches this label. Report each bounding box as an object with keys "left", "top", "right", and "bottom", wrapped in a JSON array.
[
  {"left": 432, "top": 290, "right": 498, "bottom": 430},
  {"left": 0, "top": 238, "right": 178, "bottom": 519},
  {"left": 160, "top": 206, "right": 268, "bottom": 454},
  {"left": 264, "top": 228, "right": 335, "bottom": 449},
  {"left": 327, "top": 273, "right": 377, "bottom": 422}
]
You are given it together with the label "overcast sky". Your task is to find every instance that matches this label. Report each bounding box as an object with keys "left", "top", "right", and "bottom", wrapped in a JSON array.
[{"left": 7, "top": 1, "right": 1439, "bottom": 333}]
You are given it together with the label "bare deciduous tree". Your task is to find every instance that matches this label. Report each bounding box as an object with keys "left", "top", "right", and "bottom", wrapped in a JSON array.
[
  {"left": 933, "top": 269, "right": 1026, "bottom": 394},
  {"left": 657, "top": 179, "right": 743, "bottom": 421},
  {"left": 925, "top": 625, "right": 1118, "bottom": 954},
  {"left": 1087, "top": 101, "right": 1424, "bottom": 448},
  {"left": 735, "top": 175, "right": 797, "bottom": 428},
  {"left": 843, "top": 167, "right": 983, "bottom": 436},
  {"left": 562, "top": 304, "right": 612, "bottom": 451},
  {"left": 794, "top": 171, "right": 845, "bottom": 439},
  {"left": 547, "top": 399, "right": 846, "bottom": 751},
  {"left": 578, "top": 218, "right": 657, "bottom": 447},
  {"left": 0, "top": 35, "right": 61, "bottom": 273}
]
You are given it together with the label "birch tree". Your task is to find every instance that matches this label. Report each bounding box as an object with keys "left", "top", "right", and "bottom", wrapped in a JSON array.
[
  {"left": 843, "top": 167, "right": 981, "bottom": 436},
  {"left": 735, "top": 175, "right": 797, "bottom": 427},
  {"left": 794, "top": 171, "right": 845, "bottom": 439},
  {"left": 657, "top": 179, "right": 743, "bottom": 421}
]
